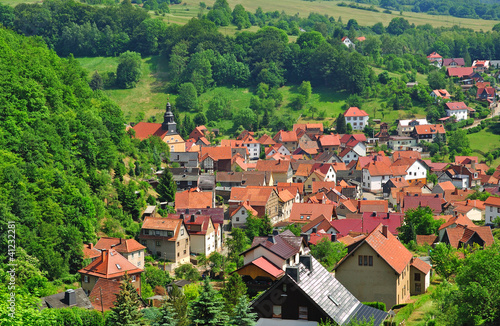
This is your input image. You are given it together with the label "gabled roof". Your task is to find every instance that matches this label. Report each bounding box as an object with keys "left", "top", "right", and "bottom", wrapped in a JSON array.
[
  {"left": 247, "top": 231, "right": 303, "bottom": 260},
  {"left": 436, "top": 181, "right": 455, "bottom": 191},
  {"left": 301, "top": 214, "right": 333, "bottom": 233},
  {"left": 443, "top": 58, "right": 465, "bottom": 66},
  {"left": 78, "top": 250, "right": 143, "bottom": 279},
  {"left": 402, "top": 195, "right": 443, "bottom": 213},
  {"left": 175, "top": 190, "right": 212, "bottom": 210},
  {"left": 230, "top": 186, "right": 276, "bottom": 207},
  {"left": 278, "top": 189, "right": 295, "bottom": 202},
  {"left": 95, "top": 237, "right": 146, "bottom": 254},
  {"left": 411, "top": 257, "right": 431, "bottom": 274},
  {"left": 273, "top": 130, "right": 298, "bottom": 143},
  {"left": 485, "top": 196, "right": 500, "bottom": 208},
  {"left": 141, "top": 216, "right": 183, "bottom": 240},
  {"left": 427, "top": 52, "right": 442, "bottom": 59},
  {"left": 293, "top": 123, "right": 324, "bottom": 132},
  {"left": 239, "top": 256, "right": 284, "bottom": 278},
  {"left": 308, "top": 231, "right": 333, "bottom": 245},
  {"left": 83, "top": 243, "right": 101, "bottom": 260},
  {"left": 340, "top": 133, "right": 367, "bottom": 144},
  {"left": 392, "top": 151, "right": 421, "bottom": 161},
  {"left": 256, "top": 159, "right": 291, "bottom": 173},
  {"left": 447, "top": 67, "right": 473, "bottom": 78},
  {"left": 89, "top": 278, "right": 121, "bottom": 311},
  {"left": 344, "top": 107, "right": 369, "bottom": 117},
  {"left": 312, "top": 181, "right": 337, "bottom": 194},
  {"left": 431, "top": 89, "right": 451, "bottom": 98},
  {"left": 445, "top": 102, "right": 470, "bottom": 111},
  {"left": 443, "top": 225, "right": 494, "bottom": 248},
  {"left": 230, "top": 201, "right": 258, "bottom": 217},
  {"left": 413, "top": 124, "right": 445, "bottom": 135},
  {"left": 336, "top": 224, "right": 412, "bottom": 275},
  {"left": 438, "top": 213, "right": 475, "bottom": 231},
  {"left": 289, "top": 203, "right": 336, "bottom": 222},
  {"left": 318, "top": 134, "right": 341, "bottom": 147},
  {"left": 330, "top": 213, "right": 403, "bottom": 238},
  {"left": 252, "top": 256, "right": 388, "bottom": 326},
  {"left": 132, "top": 122, "right": 167, "bottom": 140},
  {"left": 258, "top": 134, "right": 276, "bottom": 146},
  {"left": 200, "top": 146, "right": 232, "bottom": 161},
  {"left": 277, "top": 182, "right": 303, "bottom": 196},
  {"left": 416, "top": 234, "right": 438, "bottom": 246}
]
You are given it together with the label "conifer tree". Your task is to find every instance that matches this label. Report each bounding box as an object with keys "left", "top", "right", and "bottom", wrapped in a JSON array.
[
  {"left": 189, "top": 278, "right": 228, "bottom": 326},
  {"left": 167, "top": 284, "right": 189, "bottom": 326},
  {"left": 336, "top": 112, "right": 346, "bottom": 134},
  {"left": 90, "top": 71, "right": 104, "bottom": 91},
  {"left": 156, "top": 167, "right": 176, "bottom": 203},
  {"left": 221, "top": 273, "right": 247, "bottom": 313},
  {"left": 107, "top": 273, "right": 146, "bottom": 325},
  {"left": 155, "top": 302, "right": 177, "bottom": 326},
  {"left": 228, "top": 296, "right": 257, "bottom": 326}
]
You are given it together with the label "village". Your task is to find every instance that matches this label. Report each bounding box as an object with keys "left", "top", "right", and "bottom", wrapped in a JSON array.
[{"left": 35, "top": 48, "right": 500, "bottom": 324}]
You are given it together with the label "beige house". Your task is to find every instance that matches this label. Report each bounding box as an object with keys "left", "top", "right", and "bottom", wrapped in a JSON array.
[
  {"left": 78, "top": 249, "right": 143, "bottom": 296},
  {"left": 335, "top": 224, "right": 413, "bottom": 309},
  {"left": 229, "top": 186, "right": 280, "bottom": 224},
  {"left": 95, "top": 237, "right": 146, "bottom": 269},
  {"left": 139, "top": 217, "right": 190, "bottom": 266},
  {"left": 169, "top": 213, "right": 219, "bottom": 256},
  {"left": 304, "top": 171, "right": 327, "bottom": 194},
  {"left": 255, "top": 160, "right": 293, "bottom": 184},
  {"left": 410, "top": 257, "right": 431, "bottom": 296}
]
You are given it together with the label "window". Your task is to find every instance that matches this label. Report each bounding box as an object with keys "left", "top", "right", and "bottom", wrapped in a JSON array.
[
  {"left": 299, "top": 306, "right": 308, "bottom": 320},
  {"left": 167, "top": 231, "right": 174, "bottom": 237},
  {"left": 300, "top": 216, "right": 304, "bottom": 219},
  {"left": 84, "top": 275, "right": 89, "bottom": 283},
  {"left": 184, "top": 250, "right": 186, "bottom": 254},
  {"left": 144, "top": 229, "right": 149, "bottom": 235},
  {"left": 181, "top": 228, "right": 184, "bottom": 236},
  {"left": 156, "top": 241, "right": 161, "bottom": 246},
  {"left": 415, "top": 283, "right": 422, "bottom": 293},
  {"left": 177, "top": 253, "right": 180, "bottom": 257},
  {"left": 358, "top": 255, "right": 373, "bottom": 266},
  {"left": 186, "top": 239, "right": 188, "bottom": 244},
  {"left": 131, "top": 275, "right": 136, "bottom": 282},
  {"left": 156, "top": 251, "right": 161, "bottom": 257},
  {"left": 414, "top": 273, "right": 421, "bottom": 281},
  {"left": 177, "top": 242, "right": 179, "bottom": 247},
  {"left": 236, "top": 217, "right": 240, "bottom": 222},
  {"left": 155, "top": 230, "right": 160, "bottom": 236},
  {"left": 273, "top": 305, "right": 282, "bottom": 318},
  {"left": 188, "top": 181, "right": 192, "bottom": 186}
]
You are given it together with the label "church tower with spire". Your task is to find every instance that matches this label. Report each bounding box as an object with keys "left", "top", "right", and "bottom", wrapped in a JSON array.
[{"left": 162, "top": 101, "right": 177, "bottom": 135}]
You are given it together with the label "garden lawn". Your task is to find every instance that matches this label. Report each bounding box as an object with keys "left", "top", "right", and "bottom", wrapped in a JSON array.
[{"left": 468, "top": 122, "right": 500, "bottom": 166}]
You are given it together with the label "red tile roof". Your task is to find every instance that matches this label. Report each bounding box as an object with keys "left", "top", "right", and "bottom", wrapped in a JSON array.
[
  {"left": 392, "top": 151, "right": 421, "bottom": 160},
  {"left": 427, "top": 52, "right": 442, "bottom": 59},
  {"left": 200, "top": 146, "right": 232, "bottom": 161},
  {"left": 411, "top": 257, "right": 431, "bottom": 274},
  {"left": 78, "top": 250, "right": 143, "bottom": 279},
  {"left": 258, "top": 134, "right": 276, "bottom": 146},
  {"left": 436, "top": 181, "right": 455, "bottom": 192},
  {"left": 278, "top": 189, "right": 295, "bottom": 202},
  {"left": 454, "top": 156, "right": 478, "bottom": 164},
  {"left": 431, "top": 89, "right": 451, "bottom": 98},
  {"left": 447, "top": 67, "right": 473, "bottom": 78},
  {"left": 308, "top": 231, "right": 333, "bottom": 245},
  {"left": 416, "top": 235, "right": 438, "bottom": 246},
  {"left": 293, "top": 123, "right": 324, "bottom": 132},
  {"left": 344, "top": 107, "right": 369, "bottom": 117},
  {"left": 245, "top": 256, "right": 285, "bottom": 278},
  {"left": 89, "top": 278, "right": 121, "bottom": 311},
  {"left": 330, "top": 213, "right": 403, "bottom": 238},
  {"left": 443, "top": 58, "right": 464, "bottom": 66},
  {"left": 485, "top": 196, "right": 500, "bottom": 208},
  {"left": 289, "top": 203, "right": 336, "bottom": 222},
  {"left": 301, "top": 214, "right": 333, "bottom": 233},
  {"left": 273, "top": 130, "right": 298, "bottom": 143},
  {"left": 256, "top": 159, "right": 291, "bottom": 173},
  {"left": 141, "top": 217, "right": 183, "bottom": 240},
  {"left": 83, "top": 243, "right": 101, "bottom": 260},
  {"left": 132, "top": 122, "right": 168, "bottom": 140},
  {"left": 277, "top": 182, "right": 303, "bottom": 196},
  {"left": 402, "top": 195, "right": 443, "bottom": 213},
  {"left": 318, "top": 134, "right": 341, "bottom": 147},
  {"left": 95, "top": 238, "right": 146, "bottom": 254},
  {"left": 247, "top": 231, "right": 303, "bottom": 259},
  {"left": 175, "top": 191, "right": 213, "bottom": 210},
  {"left": 230, "top": 201, "right": 258, "bottom": 217},
  {"left": 438, "top": 214, "right": 475, "bottom": 231},
  {"left": 230, "top": 186, "right": 276, "bottom": 207},
  {"left": 445, "top": 102, "right": 470, "bottom": 111},
  {"left": 413, "top": 124, "right": 445, "bottom": 135}
]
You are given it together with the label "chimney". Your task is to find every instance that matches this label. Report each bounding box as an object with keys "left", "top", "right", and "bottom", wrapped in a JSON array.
[
  {"left": 180, "top": 213, "right": 184, "bottom": 220},
  {"left": 185, "top": 209, "right": 190, "bottom": 215},
  {"left": 372, "top": 211, "right": 376, "bottom": 217},
  {"left": 190, "top": 214, "right": 196, "bottom": 222},
  {"left": 382, "top": 225, "right": 389, "bottom": 238},
  {"left": 64, "top": 289, "right": 76, "bottom": 306},
  {"left": 385, "top": 213, "right": 390, "bottom": 219},
  {"left": 272, "top": 230, "right": 279, "bottom": 236},
  {"left": 299, "top": 255, "right": 313, "bottom": 272},
  {"left": 89, "top": 243, "right": 93, "bottom": 249},
  {"left": 286, "top": 266, "right": 300, "bottom": 283},
  {"left": 471, "top": 161, "right": 476, "bottom": 170},
  {"left": 331, "top": 233, "right": 337, "bottom": 242},
  {"left": 267, "top": 235, "right": 275, "bottom": 243},
  {"left": 196, "top": 210, "right": 202, "bottom": 215}
]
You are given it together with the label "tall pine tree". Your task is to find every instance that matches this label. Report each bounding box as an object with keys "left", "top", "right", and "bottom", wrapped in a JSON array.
[
  {"left": 228, "top": 296, "right": 257, "bottom": 326},
  {"left": 106, "top": 273, "right": 146, "bottom": 325},
  {"left": 156, "top": 167, "right": 176, "bottom": 203},
  {"left": 189, "top": 278, "right": 228, "bottom": 326},
  {"left": 168, "top": 284, "right": 189, "bottom": 326},
  {"left": 155, "top": 302, "right": 177, "bottom": 326},
  {"left": 336, "top": 112, "right": 346, "bottom": 134},
  {"left": 221, "top": 273, "right": 247, "bottom": 314}
]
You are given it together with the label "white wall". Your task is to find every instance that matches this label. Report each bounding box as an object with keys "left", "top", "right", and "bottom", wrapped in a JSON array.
[
  {"left": 345, "top": 116, "right": 369, "bottom": 130},
  {"left": 232, "top": 207, "right": 249, "bottom": 228},
  {"left": 405, "top": 161, "right": 427, "bottom": 181},
  {"left": 446, "top": 109, "right": 468, "bottom": 121},
  {"left": 486, "top": 205, "right": 500, "bottom": 225}
]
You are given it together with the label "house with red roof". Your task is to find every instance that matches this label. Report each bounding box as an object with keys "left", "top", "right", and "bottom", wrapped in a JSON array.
[
  {"left": 79, "top": 249, "right": 144, "bottom": 297},
  {"left": 411, "top": 124, "right": 445, "bottom": 143},
  {"left": 139, "top": 216, "right": 190, "bottom": 265},
  {"left": 410, "top": 257, "right": 431, "bottom": 295},
  {"left": 447, "top": 67, "right": 473, "bottom": 78},
  {"left": 334, "top": 224, "right": 413, "bottom": 309},
  {"left": 443, "top": 58, "right": 465, "bottom": 68},
  {"left": 257, "top": 134, "right": 276, "bottom": 148},
  {"left": 293, "top": 123, "right": 324, "bottom": 139},
  {"left": 301, "top": 214, "right": 336, "bottom": 236},
  {"left": 401, "top": 194, "right": 445, "bottom": 214},
  {"left": 265, "top": 143, "right": 291, "bottom": 158},
  {"left": 132, "top": 102, "right": 185, "bottom": 153},
  {"left": 344, "top": 107, "right": 369, "bottom": 131},
  {"left": 476, "top": 86, "right": 496, "bottom": 102},
  {"left": 277, "top": 188, "right": 296, "bottom": 221},
  {"left": 289, "top": 203, "right": 337, "bottom": 223},
  {"left": 95, "top": 237, "right": 146, "bottom": 269},
  {"left": 199, "top": 146, "right": 232, "bottom": 173},
  {"left": 317, "top": 134, "right": 341, "bottom": 152},
  {"left": 229, "top": 186, "right": 280, "bottom": 224},
  {"left": 273, "top": 130, "right": 299, "bottom": 153},
  {"left": 83, "top": 243, "right": 101, "bottom": 262},
  {"left": 441, "top": 224, "right": 494, "bottom": 249},
  {"left": 255, "top": 159, "right": 293, "bottom": 184},
  {"left": 330, "top": 212, "right": 403, "bottom": 239},
  {"left": 472, "top": 60, "right": 490, "bottom": 73},
  {"left": 362, "top": 161, "right": 406, "bottom": 192},
  {"left": 445, "top": 102, "right": 474, "bottom": 121},
  {"left": 427, "top": 52, "right": 443, "bottom": 66},
  {"left": 342, "top": 36, "right": 355, "bottom": 48},
  {"left": 175, "top": 189, "right": 214, "bottom": 210},
  {"left": 430, "top": 89, "right": 451, "bottom": 101},
  {"left": 485, "top": 196, "right": 500, "bottom": 225},
  {"left": 168, "top": 213, "right": 219, "bottom": 256},
  {"left": 231, "top": 201, "right": 259, "bottom": 228}
]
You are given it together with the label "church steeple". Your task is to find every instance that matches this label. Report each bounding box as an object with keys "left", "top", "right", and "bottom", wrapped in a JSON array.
[{"left": 162, "top": 101, "right": 177, "bottom": 134}]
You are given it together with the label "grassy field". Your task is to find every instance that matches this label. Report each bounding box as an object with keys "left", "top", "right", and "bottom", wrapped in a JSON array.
[
  {"left": 180, "top": 0, "right": 500, "bottom": 31},
  {"left": 468, "top": 121, "right": 500, "bottom": 166}
]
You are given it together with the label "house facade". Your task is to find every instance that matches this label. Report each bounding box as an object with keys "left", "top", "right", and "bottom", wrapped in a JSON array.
[
  {"left": 397, "top": 119, "right": 428, "bottom": 136},
  {"left": 139, "top": 217, "right": 190, "bottom": 265},
  {"left": 95, "top": 237, "right": 146, "bottom": 269},
  {"left": 485, "top": 196, "right": 500, "bottom": 225},
  {"left": 445, "top": 102, "right": 471, "bottom": 121},
  {"left": 344, "top": 107, "right": 369, "bottom": 130}
]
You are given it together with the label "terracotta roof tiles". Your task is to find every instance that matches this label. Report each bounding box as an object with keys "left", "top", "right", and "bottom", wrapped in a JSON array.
[
  {"left": 411, "top": 257, "right": 431, "bottom": 274},
  {"left": 78, "top": 249, "right": 143, "bottom": 279},
  {"left": 344, "top": 107, "right": 369, "bottom": 117},
  {"left": 95, "top": 237, "right": 146, "bottom": 254}
]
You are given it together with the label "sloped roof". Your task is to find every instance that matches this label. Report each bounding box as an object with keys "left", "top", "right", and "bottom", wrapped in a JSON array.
[
  {"left": 402, "top": 195, "right": 443, "bottom": 213},
  {"left": 141, "top": 216, "right": 183, "bottom": 240},
  {"left": 312, "top": 181, "right": 337, "bottom": 194},
  {"left": 240, "top": 256, "right": 285, "bottom": 278},
  {"left": 89, "top": 278, "right": 121, "bottom": 311},
  {"left": 392, "top": 151, "right": 421, "bottom": 160},
  {"left": 256, "top": 159, "right": 291, "bottom": 173},
  {"left": 445, "top": 102, "right": 469, "bottom": 111},
  {"left": 416, "top": 234, "right": 438, "bottom": 246},
  {"left": 278, "top": 189, "right": 295, "bottom": 202},
  {"left": 293, "top": 123, "right": 324, "bottom": 132},
  {"left": 200, "top": 146, "right": 232, "bottom": 161},
  {"left": 273, "top": 130, "right": 298, "bottom": 143},
  {"left": 253, "top": 257, "right": 388, "bottom": 326},
  {"left": 258, "top": 134, "right": 276, "bottom": 146},
  {"left": 344, "top": 107, "right": 369, "bottom": 117},
  {"left": 318, "top": 134, "right": 341, "bottom": 147},
  {"left": 330, "top": 213, "right": 403, "bottom": 238},
  {"left": 83, "top": 243, "right": 101, "bottom": 260},
  {"left": 438, "top": 213, "right": 475, "bottom": 231},
  {"left": 248, "top": 231, "right": 302, "bottom": 260},
  {"left": 95, "top": 237, "right": 146, "bottom": 254},
  {"left": 436, "top": 181, "right": 455, "bottom": 191},
  {"left": 132, "top": 122, "right": 167, "bottom": 140},
  {"left": 443, "top": 58, "right": 465, "bottom": 66},
  {"left": 447, "top": 67, "right": 473, "bottom": 77},
  {"left": 230, "top": 186, "right": 276, "bottom": 207},
  {"left": 301, "top": 214, "right": 333, "bottom": 233},
  {"left": 277, "top": 182, "right": 303, "bottom": 196},
  {"left": 358, "top": 200, "right": 389, "bottom": 213},
  {"left": 230, "top": 201, "right": 258, "bottom": 217},
  {"left": 78, "top": 250, "right": 143, "bottom": 279},
  {"left": 290, "top": 203, "right": 336, "bottom": 222},
  {"left": 413, "top": 124, "right": 445, "bottom": 135},
  {"left": 308, "top": 231, "right": 332, "bottom": 245},
  {"left": 442, "top": 225, "right": 493, "bottom": 248},
  {"left": 427, "top": 52, "right": 442, "bottom": 58},
  {"left": 485, "top": 196, "right": 500, "bottom": 208},
  {"left": 175, "top": 190, "right": 212, "bottom": 210},
  {"left": 432, "top": 89, "right": 451, "bottom": 98},
  {"left": 411, "top": 257, "right": 431, "bottom": 274}
]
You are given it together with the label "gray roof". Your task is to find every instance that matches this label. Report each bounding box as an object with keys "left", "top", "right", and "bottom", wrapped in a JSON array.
[
  {"left": 256, "top": 319, "right": 318, "bottom": 326},
  {"left": 173, "top": 174, "right": 199, "bottom": 182},
  {"left": 294, "top": 258, "right": 387, "bottom": 326},
  {"left": 40, "top": 288, "right": 93, "bottom": 310}
]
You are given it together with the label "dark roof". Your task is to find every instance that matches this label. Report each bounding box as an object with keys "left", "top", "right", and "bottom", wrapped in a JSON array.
[
  {"left": 176, "top": 208, "right": 224, "bottom": 226},
  {"left": 245, "top": 230, "right": 304, "bottom": 260},
  {"left": 40, "top": 288, "right": 93, "bottom": 310},
  {"left": 252, "top": 257, "right": 387, "bottom": 326}
]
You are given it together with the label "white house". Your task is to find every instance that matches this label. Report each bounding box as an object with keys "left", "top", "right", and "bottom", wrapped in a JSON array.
[
  {"left": 445, "top": 102, "right": 473, "bottom": 121},
  {"left": 344, "top": 107, "right": 369, "bottom": 130},
  {"left": 362, "top": 162, "right": 405, "bottom": 192},
  {"left": 341, "top": 36, "right": 355, "bottom": 49},
  {"left": 339, "top": 148, "right": 359, "bottom": 164},
  {"left": 231, "top": 201, "right": 258, "bottom": 228},
  {"left": 241, "top": 137, "right": 261, "bottom": 160},
  {"left": 397, "top": 119, "right": 428, "bottom": 136},
  {"left": 485, "top": 196, "right": 500, "bottom": 225},
  {"left": 403, "top": 160, "right": 428, "bottom": 184},
  {"left": 387, "top": 136, "right": 418, "bottom": 150},
  {"left": 266, "top": 143, "right": 291, "bottom": 157}
]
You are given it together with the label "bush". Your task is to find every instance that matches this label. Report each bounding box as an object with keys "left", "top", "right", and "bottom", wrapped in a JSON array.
[{"left": 362, "top": 301, "right": 387, "bottom": 311}]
